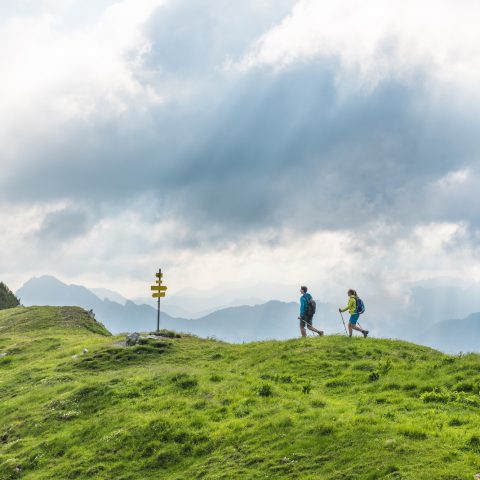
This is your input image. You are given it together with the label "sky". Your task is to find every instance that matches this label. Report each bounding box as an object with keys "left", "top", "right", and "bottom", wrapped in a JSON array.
[{"left": 1, "top": 0, "right": 480, "bottom": 313}]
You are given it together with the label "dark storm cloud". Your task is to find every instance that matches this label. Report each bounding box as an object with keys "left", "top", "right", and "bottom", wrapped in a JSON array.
[
  {"left": 3, "top": 4, "right": 480, "bottom": 244},
  {"left": 34, "top": 207, "right": 92, "bottom": 245}
]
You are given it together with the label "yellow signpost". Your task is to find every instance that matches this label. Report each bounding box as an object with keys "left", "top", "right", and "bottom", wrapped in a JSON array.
[
  {"left": 150, "top": 285, "right": 167, "bottom": 291},
  {"left": 151, "top": 268, "right": 167, "bottom": 332}
]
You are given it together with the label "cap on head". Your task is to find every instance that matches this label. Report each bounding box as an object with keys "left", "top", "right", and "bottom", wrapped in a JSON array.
[{"left": 300, "top": 286, "right": 308, "bottom": 293}]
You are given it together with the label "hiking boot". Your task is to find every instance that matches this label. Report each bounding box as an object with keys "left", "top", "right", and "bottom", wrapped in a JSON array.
[
  {"left": 317, "top": 331, "right": 324, "bottom": 336},
  {"left": 362, "top": 330, "right": 369, "bottom": 338}
]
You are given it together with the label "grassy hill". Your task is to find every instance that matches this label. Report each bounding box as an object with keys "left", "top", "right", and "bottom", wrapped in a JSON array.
[{"left": 1, "top": 307, "right": 480, "bottom": 479}]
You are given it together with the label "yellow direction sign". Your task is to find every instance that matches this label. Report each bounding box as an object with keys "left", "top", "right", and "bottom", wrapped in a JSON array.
[
  {"left": 151, "top": 285, "right": 167, "bottom": 291},
  {"left": 155, "top": 272, "right": 163, "bottom": 279},
  {"left": 152, "top": 292, "right": 166, "bottom": 298}
]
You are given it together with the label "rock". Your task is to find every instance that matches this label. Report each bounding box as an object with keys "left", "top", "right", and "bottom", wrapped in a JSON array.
[
  {"left": 0, "top": 353, "right": 7, "bottom": 358},
  {"left": 126, "top": 332, "right": 140, "bottom": 346},
  {"left": 71, "top": 354, "right": 79, "bottom": 359},
  {"left": 83, "top": 348, "right": 89, "bottom": 354},
  {"left": 87, "top": 309, "right": 96, "bottom": 321},
  {"left": 474, "top": 474, "right": 480, "bottom": 480}
]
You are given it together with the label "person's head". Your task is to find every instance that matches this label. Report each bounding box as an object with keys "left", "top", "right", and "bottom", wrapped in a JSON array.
[
  {"left": 347, "top": 289, "right": 357, "bottom": 297},
  {"left": 300, "top": 286, "right": 308, "bottom": 294}
]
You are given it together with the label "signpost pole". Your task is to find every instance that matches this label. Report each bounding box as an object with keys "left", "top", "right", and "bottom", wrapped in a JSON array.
[
  {"left": 151, "top": 269, "right": 167, "bottom": 333},
  {"left": 157, "top": 268, "right": 161, "bottom": 332}
]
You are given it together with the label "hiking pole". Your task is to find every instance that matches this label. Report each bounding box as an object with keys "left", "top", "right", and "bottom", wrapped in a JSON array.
[{"left": 339, "top": 311, "right": 348, "bottom": 336}]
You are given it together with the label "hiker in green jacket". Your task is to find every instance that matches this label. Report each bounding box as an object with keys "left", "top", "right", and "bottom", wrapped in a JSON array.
[{"left": 339, "top": 289, "right": 369, "bottom": 338}]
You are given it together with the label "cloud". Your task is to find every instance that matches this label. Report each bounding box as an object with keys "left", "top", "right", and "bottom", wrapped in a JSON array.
[
  {"left": 1, "top": 0, "right": 480, "bottom": 312},
  {"left": 236, "top": 0, "right": 480, "bottom": 94},
  {"left": 34, "top": 205, "right": 93, "bottom": 244}
]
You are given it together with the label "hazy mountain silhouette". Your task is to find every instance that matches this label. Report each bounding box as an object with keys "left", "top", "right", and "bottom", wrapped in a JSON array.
[
  {"left": 168, "top": 300, "right": 341, "bottom": 343},
  {"left": 17, "top": 276, "right": 101, "bottom": 307},
  {"left": 17, "top": 275, "right": 480, "bottom": 350},
  {"left": 406, "top": 285, "right": 480, "bottom": 327},
  {"left": 16, "top": 276, "right": 164, "bottom": 333},
  {"left": 416, "top": 312, "right": 480, "bottom": 354},
  {"left": 15, "top": 276, "right": 338, "bottom": 341},
  {"left": 90, "top": 287, "right": 128, "bottom": 305}
]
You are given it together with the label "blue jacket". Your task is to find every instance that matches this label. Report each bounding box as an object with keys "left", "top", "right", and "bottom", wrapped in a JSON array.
[{"left": 300, "top": 293, "right": 312, "bottom": 317}]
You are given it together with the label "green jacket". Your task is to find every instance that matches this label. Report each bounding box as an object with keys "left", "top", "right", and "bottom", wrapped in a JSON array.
[{"left": 340, "top": 296, "right": 357, "bottom": 315}]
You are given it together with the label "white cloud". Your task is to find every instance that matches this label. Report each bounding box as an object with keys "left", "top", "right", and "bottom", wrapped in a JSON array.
[
  {"left": 436, "top": 169, "right": 470, "bottom": 188},
  {"left": 236, "top": 0, "right": 480, "bottom": 94},
  {"left": 0, "top": 0, "right": 165, "bottom": 161}
]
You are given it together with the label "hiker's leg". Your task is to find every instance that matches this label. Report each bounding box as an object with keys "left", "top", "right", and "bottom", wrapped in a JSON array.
[
  {"left": 349, "top": 314, "right": 362, "bottom": 335},
  {"left": 348, "top": 323, "right": 353, "bottom": 337},
  {"left": 352, "top": 322, "right": 368, "bottom": 337},
  {"left": 299, "top": 317, "right": 307, "bottom": 337},
  {"left": 306, "top": 316, "right": 319, "bottom": 334},
  {"left": 307, "top": 324, "right": 324, "bottom": 335}
]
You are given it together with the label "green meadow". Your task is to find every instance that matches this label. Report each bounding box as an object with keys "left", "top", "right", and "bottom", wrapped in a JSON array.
[{"left": 1, "top": 306, "right": 479, "bottom": 479}]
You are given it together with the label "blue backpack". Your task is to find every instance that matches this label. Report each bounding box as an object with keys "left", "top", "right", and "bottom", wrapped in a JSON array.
[{"left": 356, "top": 297, "right": 365, "bottom": 314}]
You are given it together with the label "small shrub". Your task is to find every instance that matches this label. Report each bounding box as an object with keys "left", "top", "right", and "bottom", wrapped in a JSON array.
[
  {"left": 277, "top": 375, "right": 293, "bottom": 384},
  {"left": 234, "top": 406, "right": 250, "bottom": 418},
  {"left": 314, "top": 424, "right": 334, "bottom": 436},
  {"left": 378, "top": 358, "right": 392, "bottom": 374},
  {"left": 311, "top": 399, "right": 326, "bottom": 408},
  {"left": 401, "top": 428, "right": 427, "bottom": 440},
  {"left": 150, "top": 447, "right": 181, "bottom": 467},
  {"left": 325, "top": 379, "right": 350, "bottom": 388},
  {"left": 421, "top": 388, "right": 479, "bottom": 406},
  {"left": 171, "top": 373, "right": 198, "bottom": 389},
  {"left": 353, "top": 362, "right": 375, "bottom": 372},
  {"left": 260, "top": 374, "right": 293, "bottom": 384},
  {"left": 384, "top": 383, "right": 401, "bottom": 390},
  {"left": 0, "top": 357, "right": 13, "bottom": 367},
  {"left": 448, "top": 418, "right": 467, "bottom": 427},
  {"left": 276, "top": 416, "right": 294, "bottom": 428},
  {"left": 441, "top": 356, "right": 455, "bottom": 365},
  {"left": 368, "top": 371, "right": 380, "bottom": 382},
  {"left": 152, "top": 329, "right": 181, "bottom": 338},
  {"left": 257, "top": 384, "right": 273, "bottom": 397},
  {"left": 454, "top": 381, "right": 478, "bottom": 393},
  {"left": 465, "top": 435, "right": 480, "bottom": 451},
  {"left": 209, "top": 375, "right": 222, "bottom": 382},
  {"left": 421, "top": 389, "right": 450, "bottom": 403},
  {"left": 302, "top": 383, "right": 312, "bottom": 394}
]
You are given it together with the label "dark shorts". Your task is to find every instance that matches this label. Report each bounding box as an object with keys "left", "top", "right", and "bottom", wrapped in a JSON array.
[{"left": 300, "top": 315, "right": 313, "bottom": 328}]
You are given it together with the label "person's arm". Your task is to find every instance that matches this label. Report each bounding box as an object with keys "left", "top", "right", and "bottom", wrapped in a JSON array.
[{"left": 340, "top": 297, "right": 355, "bottom": 313}]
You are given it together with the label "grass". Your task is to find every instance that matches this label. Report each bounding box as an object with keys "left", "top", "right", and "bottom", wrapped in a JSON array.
[{"left": 1, "top": 306, "right": 480, "bottom": 479}]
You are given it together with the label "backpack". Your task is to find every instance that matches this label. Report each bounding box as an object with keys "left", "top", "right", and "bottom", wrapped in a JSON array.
[
  {"left": 306, "top": 298, "right": 316, "bottom": 316},
  {"left": 356, "top": 297, "right": 365, "bottom": 314}
]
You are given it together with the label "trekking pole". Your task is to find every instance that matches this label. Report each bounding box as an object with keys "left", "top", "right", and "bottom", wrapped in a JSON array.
[{"left": 339, "top": 311, "right": 348, "bottom": 336}]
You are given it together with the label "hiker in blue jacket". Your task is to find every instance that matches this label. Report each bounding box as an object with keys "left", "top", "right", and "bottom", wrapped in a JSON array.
[{"left": 298, "top": 286, "right": 324, "bottom": 337}]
